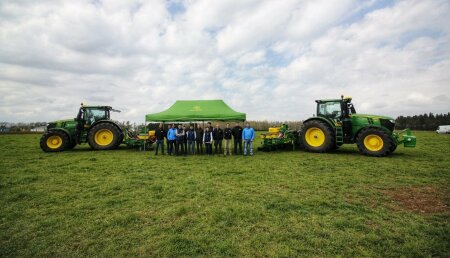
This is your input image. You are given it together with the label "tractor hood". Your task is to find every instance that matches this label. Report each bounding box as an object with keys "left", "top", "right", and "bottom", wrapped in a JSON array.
[
  {"left": 352, "top": 114, "right": 395, "bottom": 121},
  {"left": 47, "top": 119, "right": 76, "bottom": 129}
]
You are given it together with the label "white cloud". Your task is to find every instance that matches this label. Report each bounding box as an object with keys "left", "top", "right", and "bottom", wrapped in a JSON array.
[{"left": 0, "top": 0, "right": 449, "bottom": 123}]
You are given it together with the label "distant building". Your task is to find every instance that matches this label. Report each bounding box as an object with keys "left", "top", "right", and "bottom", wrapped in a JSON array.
[{"left": 30, "top": 126, "right": 46, "bottom": 132}]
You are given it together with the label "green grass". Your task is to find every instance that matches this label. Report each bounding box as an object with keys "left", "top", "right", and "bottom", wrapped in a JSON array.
[{"left": 0, "top": 132, "right": 449, "bottom": 257}]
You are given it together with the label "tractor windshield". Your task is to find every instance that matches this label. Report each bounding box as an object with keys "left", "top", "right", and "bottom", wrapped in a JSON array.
[
  {"left": 318, "top": 102, "right": 341, "bottom": 119},
  {"left": 85, "top": 108, "right": 108, "bottom": 124}
]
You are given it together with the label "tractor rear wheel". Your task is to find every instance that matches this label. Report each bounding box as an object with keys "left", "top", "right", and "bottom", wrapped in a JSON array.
[
  {"left": 88, "top": 123, "right": 121, "bottom": 150},
  {"left": 115, "top": 131, "right": 124, "bottom": 149},
  {"left": 301, "top": 120, "right": 335, "bottom": 153},
  {"left": 40, "top": 131, "right": 69, "bottom": 152},
  {"left": 356, "top": 128, "right": 394, "bottom": 157}
]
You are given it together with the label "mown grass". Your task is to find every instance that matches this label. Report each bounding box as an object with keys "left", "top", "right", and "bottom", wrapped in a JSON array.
[{"left": 0, "top": 131, "right": 449, "bottom": 257}]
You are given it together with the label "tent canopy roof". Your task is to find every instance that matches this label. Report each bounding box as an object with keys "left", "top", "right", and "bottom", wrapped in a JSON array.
[{"left": 145, "top": 100, "right": 246, "bottom": 122}]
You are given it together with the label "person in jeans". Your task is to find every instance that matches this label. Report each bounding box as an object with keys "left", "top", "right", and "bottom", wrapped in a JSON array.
[
  {"left": 166, "top": 124, "right": 177, "bottom": 156},
  {"left": 154, "top": 122, "right": 166, "bottom": 155},
  {"left": 186, "top": 125, "right": 196, "bottom": 155},
  {"left": 203, "top": 127, "right": 213, "bottom": 156},
  {"left": 223, "top": 123, "right": 232, "bottom": 155},
  {"left": 242, "top": 122, "right": 255, "bottom": 156},
  {"left": 182, "top": 124, "right": 188, "bottom": 155},
  {"left": 175, "top": 124, "right": 185, "bottom": 156},
  {"left": 196, "top": 125, "right": 204, "bottom": 154},
  {"left": 232, "top": 122, "right": 243, "bottom": 155},
  {"left": 213, "top": 123, "right": 223, "bottom": 155}
]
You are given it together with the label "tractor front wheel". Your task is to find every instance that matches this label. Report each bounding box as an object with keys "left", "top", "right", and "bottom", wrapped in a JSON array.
[
  {"left": 356, "top": 128, "right": 395, "bottom": 157},
  {"left": 301, "top": 120, "right": 335, "bottom": 153},
  {"left": 40, "top": 131, "right": 69, "bottom": 152},
  {"left": 88, "top": 123, "right": 121, "bottom": 150}
]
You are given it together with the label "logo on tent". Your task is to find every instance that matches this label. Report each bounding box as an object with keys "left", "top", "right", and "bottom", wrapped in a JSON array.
[{"left": 189, "top": 106, "right": 203, "bottom": 112}]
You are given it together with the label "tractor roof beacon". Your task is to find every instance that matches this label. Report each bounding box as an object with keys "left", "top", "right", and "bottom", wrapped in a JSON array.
[
  {"left": 40, "top": 104, "right": 124, "bottom": 152},
  {"left": 300, "top": 96, "right": 416, "bottom": 157}
]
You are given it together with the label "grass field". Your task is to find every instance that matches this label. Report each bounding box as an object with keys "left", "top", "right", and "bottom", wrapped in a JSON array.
[{"left": 0, "top": 131, "right": 449, "bottom": 257}]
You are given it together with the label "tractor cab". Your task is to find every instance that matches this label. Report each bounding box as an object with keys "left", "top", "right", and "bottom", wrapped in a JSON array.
[
  {"left": 76, "top": 105, "right": 113, "bottom": 127},
  {"left": 316, "top": 96, "right": 355, "bottom": 121}
]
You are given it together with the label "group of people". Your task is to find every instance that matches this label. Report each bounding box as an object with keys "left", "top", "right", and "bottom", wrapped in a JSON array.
[{"left": 153, "top": 122, "right": 255, "bottom": 156}]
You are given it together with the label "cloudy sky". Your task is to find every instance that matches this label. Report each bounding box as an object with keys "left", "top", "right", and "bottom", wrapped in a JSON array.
[{"left": 0, "top": 0, "right": 449, "bottom": 123}]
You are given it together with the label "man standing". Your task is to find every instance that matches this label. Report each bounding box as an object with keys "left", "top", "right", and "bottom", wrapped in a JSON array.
[
  {"left": 232, "top": 122, "right": 243, "bottom": 155},
  {"left": 207, "top": 122, "right": 214, "bottom": 133},
  {"left": 223, "top": 123, "right": 232, "bottom": 155},
  {"left": 167, "top": 124, "right": 176, "bottom": 156},
  {"left": 213, "top": 123, "right": 224, "bottom": 155},
  {"left": 203, "top": 127, "right": 213, "bottom": 156},
  {"left": 175, "top": 124, "right": 185, "bottom": 156},
  {"left": 242, "top": 122, "right": 255, "bottom": 156},
  {"left": 186, "top": 125, "right": 196, "bottom": 155},
  {"left": 154, "top": 122, "right": 166, "bottom": 155},
  {"left": 182, "top": 124, "right": 188, "bottom": 155},
  {"left": 196, "top": 125, "right": 204, "bottom": 154}
]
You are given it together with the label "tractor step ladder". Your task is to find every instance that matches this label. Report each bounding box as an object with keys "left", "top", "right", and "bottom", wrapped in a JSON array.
[{"left": 335, "top": 126, "right": 344, "bottom": 145}]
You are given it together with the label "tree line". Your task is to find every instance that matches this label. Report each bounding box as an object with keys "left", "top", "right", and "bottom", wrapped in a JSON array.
[
  {"left": 395, "top": 113, "right": 450, "bottom": 130},
  {"left": 1, "top": 113, "right": 449, "bottom": 132}
]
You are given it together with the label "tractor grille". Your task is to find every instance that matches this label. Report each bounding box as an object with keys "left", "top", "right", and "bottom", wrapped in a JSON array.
[{"left": 380, "top": 119, "right": 395, "bottom": 131}]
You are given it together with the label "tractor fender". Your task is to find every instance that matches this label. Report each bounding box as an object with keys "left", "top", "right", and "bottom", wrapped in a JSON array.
[
  {"left": 302, "top": 117, "right": 335, "bottom": 131},
  {"left": 353, "top": 125, "right": 394, "bottom": 142}
]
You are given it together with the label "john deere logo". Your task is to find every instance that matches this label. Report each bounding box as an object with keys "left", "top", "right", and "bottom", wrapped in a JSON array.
[{"left": 189, "top": 106, "right": 202, "bottom": 112}]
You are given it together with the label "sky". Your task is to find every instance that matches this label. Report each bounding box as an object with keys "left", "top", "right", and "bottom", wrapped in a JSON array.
[{"left": 0, "top": 0, "right": 449, "bottom": 123}]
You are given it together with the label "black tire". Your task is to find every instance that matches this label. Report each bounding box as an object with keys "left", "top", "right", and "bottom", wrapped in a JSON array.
[
  {"left": 115, "top": 132, "right": 124, "bottom": 148},
  {"left": 88, "top": 123, "right": 121, "bottom": 150},
  {"left": 40, "top": 131, "right": 69, "bottom": 152},
  {"left": 389, "top": 143, "right": 397, "bottom": 153},
  {"left": 301, "top": 120, "right": 335, "bottom": 153},
  {"left": 356, "top": 127, "right": 394, "bottom": 157}
]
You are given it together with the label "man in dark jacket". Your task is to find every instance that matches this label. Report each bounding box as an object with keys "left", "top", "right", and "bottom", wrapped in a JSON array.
[
  {"left": 223, "top": 123, "right": 232, "bottom": 155},
  {"left": 186, "top": 125, "right": 196, "bottom": 155},
  {"left": 154, "top": 122, "right": 166, "bottom": 155},
  {"left": 207, "top": 122, "right": 214, "bottom": 133},
  {"left": 232, "top": 122, "right": 243, "bottom": 154},
  {"left": 213, "top": 123, "right": 223, "bottom": 155},
  {"left": 175, "top": 124, "right": 185, "bottom": 156},
  {"left": 182, "top": 124, "right": 188, "bottom": 155},
  {"left": 196, "top": 125, "right": 204, "bottom": 154}
]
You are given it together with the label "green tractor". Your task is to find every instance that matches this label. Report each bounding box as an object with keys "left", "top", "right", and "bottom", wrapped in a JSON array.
[
  {"left": 301, "top": 96, "right": 416, "bottom": 157},
  {"left": 40, "top": 104, "right": 124, "bottom": 152}
]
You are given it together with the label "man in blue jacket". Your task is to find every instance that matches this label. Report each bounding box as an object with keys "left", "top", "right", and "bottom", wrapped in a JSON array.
[
  {"left": 166, "top": 124, "right": 177, "bottom": 156},
  {"left": 242, "top": 122, "right": 255, "bottom": 156}
]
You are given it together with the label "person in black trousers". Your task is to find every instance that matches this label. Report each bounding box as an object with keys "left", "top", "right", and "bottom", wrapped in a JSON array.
[
  {"left": 154, "top": 122, "right": 166, "bottom": 155},
  {"left": 175, "top": 124, "right": 185, "bottom": 156},
  {"left": 232, "top": 122, "right": 243, "bottom": 155},
  {"left": 213, "top": 123, "right": 223, "bottom": 155},
  {"left": 196, "top": 125, "right": 204, "bottom": 154},
  {"left": 203, "top": 127, "right": 213, "bottom": 155},
  {"left": 223, "top": 123, "right": 232, "bottom": 155},
  {"left": 182, "top": 124, "right": 188, "bottom": 155}
]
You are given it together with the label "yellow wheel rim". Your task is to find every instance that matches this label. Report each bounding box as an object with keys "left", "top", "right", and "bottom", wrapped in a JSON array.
[
  {"left": 364, "top": 134, "right": 384, "bottom": 151},
  {"left": 305, "top": 127, "right": 326, "bottom": 147},
  {"left": 94, "top": 129, "right": 114, "bottom": 146},
  {"left": 46, "top": 135, "right": 63, "bottom": 149}
]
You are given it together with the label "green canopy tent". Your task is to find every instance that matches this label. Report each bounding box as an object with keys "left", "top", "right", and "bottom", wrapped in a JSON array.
[{"left": 145, "top": 100, "right": 246, "bottom": 122}]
